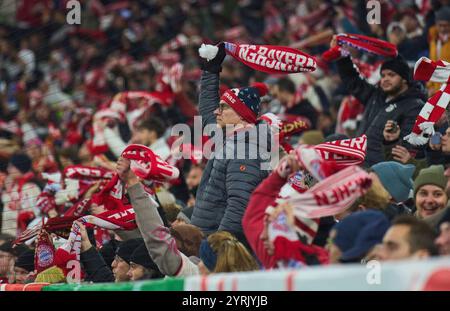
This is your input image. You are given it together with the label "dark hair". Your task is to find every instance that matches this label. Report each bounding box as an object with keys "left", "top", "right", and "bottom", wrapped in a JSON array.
[
  {"left": 276, "top": 77, "right": 296, "bottom": 95},
  {"left": 392, "top": 215, "right": 438, "bottom": 256},
  {"left": 136, "top": 117, "right": 166, "bottom": 138}
]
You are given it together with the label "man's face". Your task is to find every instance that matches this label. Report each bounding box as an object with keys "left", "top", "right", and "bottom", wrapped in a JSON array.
[
  {"left": 131, "top": 128, "right": 154, "bottom": 145},
  {"left": 380, "top": 69, "right": 406, "bottom": 96},
  {"left": 435, "top": 222, "right": 450, "bottom": 255},
  {"left": 127, "top": 262, "right": 145, "bottom": 281},
  {"left": 441, "top": 127, "right": 450, "bottom": 153},
  {"left": 214, "top": 101, "right": 242, "bottom": 128},
  {"left": 415, "top": 185, "right": 448, "bottom": 218},
  {"left": 0, "top": 251, "right": 13, "bottom": 275},
  {"left": 437, "top": 20, "right": 450, "bottom": 38},
  {"left": 378, "top": 225, "right": 413, "bottom": 261},
  {"left": 111, "top": 255, "right": 130, "bottom": 282},
  {"left": 13, "top": 266, "right": 29, "bottom": 284},
  {"left": 186, "top": 166, "right": 203, "bottom": 190}
]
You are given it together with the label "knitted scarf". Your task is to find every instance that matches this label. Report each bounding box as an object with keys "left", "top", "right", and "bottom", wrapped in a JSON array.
[
  {"left": 322, "top": 33, "right": 397, "bottom": 62},
  {"left": 259, "top": 113, "right": 310, "bottom": 152},
  {"left": 283, "top": 165, "right": 372, "bottom": 219},
  {"left": 292, "top": 135, "right": 367, "bottom": 181},
  {"left": 199, "top": 43, "right": 317, "bottom": 73},
  {"left": 404, "top": 57, "right": 450, "bottom": 145},
  {"left": 313, "top": 134, "right": 367, "bottom": 169},
  {"left": 121, "top": 144, "right": 180, "bottom": 181}
]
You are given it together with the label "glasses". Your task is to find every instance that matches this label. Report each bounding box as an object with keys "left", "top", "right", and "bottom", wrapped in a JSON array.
[{"left": 218, "top": 103, "right": 231, "bottom": 112}]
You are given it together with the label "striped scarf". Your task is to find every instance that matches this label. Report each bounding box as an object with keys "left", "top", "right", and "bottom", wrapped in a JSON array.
[
  {"left": 322, "top": 33, "right": 397, "bottom": 62},
  {"left": 404, "top": 57, "right": 450, "bottom": 145}
]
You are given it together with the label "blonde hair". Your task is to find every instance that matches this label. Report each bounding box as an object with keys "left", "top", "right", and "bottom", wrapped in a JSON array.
[
  {"left": 35, "top": 266, "right": 66, "bottom": 284},
  {"left": 352, "top": 178, "right": 390, "bottom": 211},
  {"left": 207, "top": 231, "right": 259, "bottom": 273}
]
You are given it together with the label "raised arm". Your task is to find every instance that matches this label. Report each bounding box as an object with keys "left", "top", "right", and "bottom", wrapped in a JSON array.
[{"left": 198, "top": 43, "right": 226, "bottom": 129}]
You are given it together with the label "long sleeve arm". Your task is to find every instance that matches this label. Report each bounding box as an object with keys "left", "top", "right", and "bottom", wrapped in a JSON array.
[
  {"left": 128, "top": 183, "right": 198, "bottom": 276},
  {"left": 242, "top": 172, "right": 287, "bottom": 269},
  {"left": 198, "top": 71, "right": 220, "bottom": 129},
  {"left": 336, "top": 57, "right": 376, "bottom": 106}
]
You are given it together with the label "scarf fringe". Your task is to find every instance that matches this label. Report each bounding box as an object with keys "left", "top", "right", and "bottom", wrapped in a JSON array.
[{"left": 404, "top": 122, "right": 435, "bottom": 146}]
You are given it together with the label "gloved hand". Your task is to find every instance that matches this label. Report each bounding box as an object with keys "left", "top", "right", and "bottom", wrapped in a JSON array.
[{"left": 199, "top": 42, "right": 226, "bottom": 74}]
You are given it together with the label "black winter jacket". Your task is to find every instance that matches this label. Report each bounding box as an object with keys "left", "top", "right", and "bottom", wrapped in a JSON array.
[{"left": 337, "top": 57, "right": 427, "bottom": 166}]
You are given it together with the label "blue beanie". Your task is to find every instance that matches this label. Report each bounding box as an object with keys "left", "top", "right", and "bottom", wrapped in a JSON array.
[
  {"left": 371, "top": 161, "right": 415, "bottom": 202},
  {"left": 199, "top": 239, "right": 217, "bottom": 271},
  {"left": 220, "top": 83, "right": 268, "bottom": 123},
  {"left": 333, "top": 210, "right": 390, "bottom": 262}
]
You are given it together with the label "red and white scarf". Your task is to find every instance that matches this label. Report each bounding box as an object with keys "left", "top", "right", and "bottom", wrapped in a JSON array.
[
  {"left": 199, "top": 42, "right": 316, "bottom": 74},
  {"left": 64, "top": 165, "right": 114, "bottom": 180},
  {"left": 404, "top": 57, "right": 450, "bottom": 145},
  {"left": 313, "top": 134, "right": 367, "bottom": 169},
  {"left": 121, "top": 144, "right": 180, "bottom": 181},
  {"left": 322, "top": 33, "right": 397, "bottom": 62},
  {"left": 259, "top": 113, "right": 311, "bottom": 152},
  {"left": 292, "top": 135, "right": 367, "bottom": 181},
  {"left": 278, "top": 165, "right": 372, "bottom": 219}
]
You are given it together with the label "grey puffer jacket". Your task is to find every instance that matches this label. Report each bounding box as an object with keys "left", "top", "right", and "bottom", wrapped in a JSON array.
[{"left": 191, "top": 71, "right": 270, "bottom": 235}]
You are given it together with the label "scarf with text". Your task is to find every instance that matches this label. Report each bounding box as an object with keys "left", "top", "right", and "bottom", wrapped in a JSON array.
[
  {"left": 121, "top": 144, "right": 180, "bottom": 182},
  {"left": 322, "top": 33, "right": 397, "bottom": 62}
]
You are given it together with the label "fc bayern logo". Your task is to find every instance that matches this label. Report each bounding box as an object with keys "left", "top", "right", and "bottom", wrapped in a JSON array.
[{"left": 37, "top": 245, "right": 54, "bottom": 267}]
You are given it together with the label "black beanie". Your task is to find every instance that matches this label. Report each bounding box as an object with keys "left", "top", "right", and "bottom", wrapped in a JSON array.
[
  {"left": 0, "top": 241, "right": 30, "bottom": 257},
  {"left": 100, "top": 239, "right": 120, "bottom": 268},
  {"left": 130, "top": 243, "right": 162, "bottom": 274},
  {"left": 14, "top": 249, "right": 35, "bottom": 272},
  {"left": 435, "top": 6, "right": 450, "bottom": 22},
  {"left": 115, "top": 238, "right": 143, "bottom": 264},
  {"left": 380, "top": 56, "right": 411, "bottom": 84},
  {"left": 10, "top": 153, "right": 32, "bottom": 174}
]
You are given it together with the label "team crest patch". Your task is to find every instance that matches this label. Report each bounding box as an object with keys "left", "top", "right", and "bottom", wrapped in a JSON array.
[{"left": 37, "top": 244, "right": 54, "bottom": 267}]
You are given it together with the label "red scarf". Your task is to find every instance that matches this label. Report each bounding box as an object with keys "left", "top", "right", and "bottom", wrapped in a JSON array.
[
  {"left": 34, "top": 230, "right": 55, "bottom": 273},
  {"left": 284, "top": 166, "right": 372, "bottom": 219},
  {"left": 259, "top": 113, "right": 310, "bottom": 153},
  {"left": 313, "top": 134, "right": 367, "bottom": 169},
  {"left": 64, "top": 165, "right": 114, "bottom": 180},
  {"left": 223, "top": 42, "right": 316, "bottom": 73},
  {"left": 121, "top": 144, "right": 180, "bottom": 181},
  {"left": 404, "top": 57, "right": 450, "bottom": 145},
  {"left": 322, "top": 33, "right": 397, "bottom": 62}
]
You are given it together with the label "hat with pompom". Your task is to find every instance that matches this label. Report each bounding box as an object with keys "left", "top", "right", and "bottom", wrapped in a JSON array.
[{"left": 220, "top": 82, "right": 268, "bottom": 124}]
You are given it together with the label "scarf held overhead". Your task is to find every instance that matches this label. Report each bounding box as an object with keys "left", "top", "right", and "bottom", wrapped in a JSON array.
[
  {"left": 121, "top": 144, "right": 180, "bottom": 181},
  {"left": 198, "top": 42, "right": 316, "bottom": 73},
  {"left": 322, "top": 33, "right": 397, "bottom": 62},
  {"left": 404, "top": 57, "right": 450, "bottom": 145}
]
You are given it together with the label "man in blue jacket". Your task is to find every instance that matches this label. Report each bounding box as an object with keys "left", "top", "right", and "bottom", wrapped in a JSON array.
[{"left": 191, "top": 43, "right": 270, "bottom": 239}]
